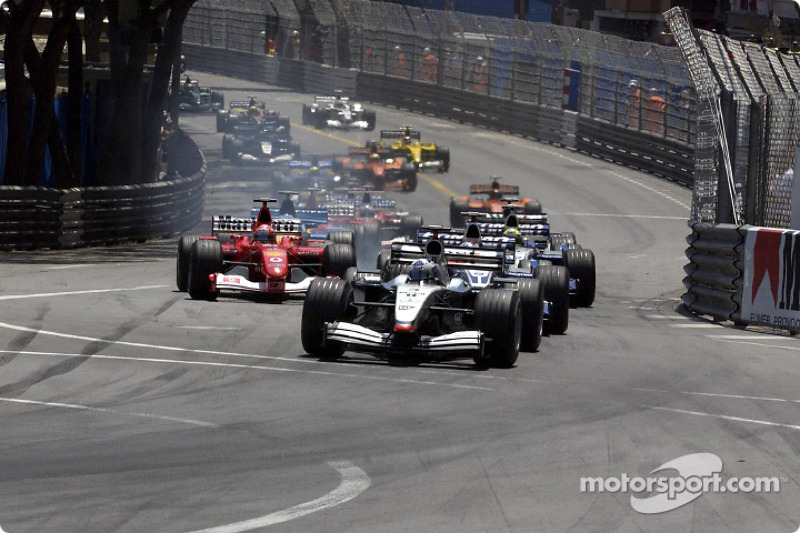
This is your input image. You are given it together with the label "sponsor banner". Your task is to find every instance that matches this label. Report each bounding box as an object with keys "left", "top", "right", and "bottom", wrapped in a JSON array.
[{"left": 741, "top": 227, "right": 800, "bottom": 329}]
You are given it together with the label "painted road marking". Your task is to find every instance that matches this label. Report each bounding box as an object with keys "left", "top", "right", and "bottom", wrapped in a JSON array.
[
  {"left": 712, "top": 339, "right": 800, "bottom": 353},
  {"left": 669, "top": 323, "right": 720, "bottom": 329},
  {"left": 551, "top": 212, "right": 686, "bottom": 221},
  {"left": 174, "top": 326, "right": 243, "bottom": 331},
  {"left": 709, "top": 334, "right": 796, "bottom": 341},
  {"left": 633, "top": 387, "right": 800, "bottom": 404},
  {"left": 0, "top": 397, "right": 216, "bottom": 428},
  {"left": 644, "top": 404, "right": 800, "bottom": 432},
  {"left": 186, "top": 460, "right": 370, "bottom": 533},
  {"left": 644, "top": 315, "right": 692, "bottom": 320},
  {"left": 0, "top": 349, "right": 494, "bottom": 392},
  {"left": 0, "top": 285, "right": 167, "bottom": 301}
]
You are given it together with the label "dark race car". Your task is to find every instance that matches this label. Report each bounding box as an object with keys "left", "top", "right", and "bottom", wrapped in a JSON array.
[
  {"left": 221, "top": 119, "right": 299, "bottom": 164},
  {"left": 301, "top": 238, "right": 534, "bottom": 368},
  {"left": 175, "top": 199, "right": 356, "bottom": 301},
  {"left": 178, "top": 78, "right": 224, "bottom": 112},
  {"left": 217, "top": 99, "right": 289, "bottom": 134}
]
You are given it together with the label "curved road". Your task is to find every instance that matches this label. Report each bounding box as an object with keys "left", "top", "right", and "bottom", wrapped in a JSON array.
[{"left": 0, "top": 71, "right": 797, "bottom": 532}]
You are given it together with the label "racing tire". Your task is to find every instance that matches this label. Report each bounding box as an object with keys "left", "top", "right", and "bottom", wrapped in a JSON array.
[
  {"left": 211, "top": 92, "right": 224, "bottom": 107},
  {"left": 176, "top": 234, "right": 199, "bottom": 292},
  {"left": 322, "top": 243, "right": 357, "bottom": 278},
  {"left": 376, "top": 249, "right": 391, "bottom": 271},
  {"left": 279, "top": 117, "right": 291, "bottom": 134},
  {"left": 363, "top": 110, "right": 376, "bottom": 131},
  {"left": 327, "top": 230, "right": 355, "bottom": 248},
  {"left": 221, "top": 136, "right": 231, "bottom": 159},
  {"left": 401, "top": 163, "right": 417, "bottom": 192},
  {"left": 216, "top": 110, "right": 228, "bottom": 133},
  {"left": 473, "top": 289, "right": 521, "bottom": 368},
  {"left": 563, "top": 248, "right": 596, "bottom": 308},
  {"left": 301, "top": 278, "right": 352, "bottom": 358},
  {"left": 561, "top": 232, "right": 577, "bottom": 244},
  {"left": 549, "top": 235, "right": 573, "bottom": 251},
  {"left": 449, "top": 199, "right": 469, "bottom": 228},
  {"left": 301, "top": 104, "right": 312, "bottom": 125},
  {"left": 516, "top": 278, "right": 544, "bottom": 352},
  {"left": 400, "top": 214, "right": 423, "bottom": 239},
  {"left": 230, "top": 139, "right": 244, "bottom": 162},
  {"left": 382, "top": 262, "right": 410, "bottom": 282},
  {"left": 535, "top": 265, "right": 569, "bottom": 335},
  {"left": 343, "top": 266, "right": 358, "bottom": 283},
  {"left": 436, "top": 146, "right": 450, "bottom": 172},
  {"left": 188, "top": 239, "right": 223, "bottom": 301},
  {"left": 524, "top": 199, "right": 542, "bottom": 214}
]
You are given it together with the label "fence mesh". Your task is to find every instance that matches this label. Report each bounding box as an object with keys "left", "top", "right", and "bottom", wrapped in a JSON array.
[{"left": 182, "top": 1, "right": 800, "bottom": 229}]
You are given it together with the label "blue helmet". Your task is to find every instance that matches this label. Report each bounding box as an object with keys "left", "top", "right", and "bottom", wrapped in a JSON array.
[{"left": 409, "top": 259, "right": 439, "bottom": 282}]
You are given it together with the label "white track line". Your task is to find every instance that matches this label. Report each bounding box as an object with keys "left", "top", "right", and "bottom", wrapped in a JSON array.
[
  {"left": 186, "top": 460, "right": 370, "bottom": 533},
  {"left": 0, "top": 349, "right": 493, "bottom": 392},
  {"left": 0, "top": 285, "right": 166, "bottom": 301},
  {"left": 550, "top": 212, "right": 686, "bottom": 221},
  {"left": 713, "top": 339, "right": 800, "bottom": 352},
  {"left": 0, "top": 397, "right": 216, "bottom": 428},
  {"left": 669, "top": 323, "right": 720, "bottom": 329},
  {"left": 644, "top": 404, "right": 800, "bottom": 432},
  {"left": 633, "top": 387, "right": 800, "bottom": 405}
]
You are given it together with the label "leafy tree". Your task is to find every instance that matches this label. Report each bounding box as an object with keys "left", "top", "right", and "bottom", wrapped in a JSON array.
[{"left": 2, "top": 0, "right": 194, "bottom": 187}]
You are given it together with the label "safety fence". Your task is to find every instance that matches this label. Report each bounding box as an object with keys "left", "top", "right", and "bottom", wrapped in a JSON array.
[
  {"left": 684, "top": 222, "right": 800, "bottom": 332},
  {"left": 667, "top": 7, "right": 800, "bottom": 228},
  {"left": 0, "top": 128, "right": 205, "bottom": 250},
  {"left": 182, "top": 0, "right": 696, "bottom": 185}
]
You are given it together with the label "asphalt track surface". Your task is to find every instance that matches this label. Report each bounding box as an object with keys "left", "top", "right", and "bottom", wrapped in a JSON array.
[{"left": 0, "top": 71, "right": 798, "bottom": 533}]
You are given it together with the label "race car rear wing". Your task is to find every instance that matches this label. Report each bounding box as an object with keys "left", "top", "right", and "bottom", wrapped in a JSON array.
[
  {"left": 348, "top": 146, "right": 393, "bottom": 157},
  {"left": 249, "top": 206, "right": 329, "bottom": 225},
  {"left": 212, "top": 215, "right": 254, "bottom": 237},
  {"left": 315, "top": 95, "right": 350, "bottom": 104},
  {"left": 229, "top": 100, "right": 265, "bottom": 109},
  {"left": 469, "top": 184, "right": 520, "bottom": 195},
  {"left": 380, "top": 129, "right": 422, "bottom": 141}
]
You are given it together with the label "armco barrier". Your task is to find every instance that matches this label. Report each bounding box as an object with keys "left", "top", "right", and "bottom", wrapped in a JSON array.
[
  {"left": 0, "top": 129, "right": 205, "bottom": 250},
  {"left": 682, "top": 223, "right": 746, "bottom": 322},
  {"left": 184, "top": 46, "right": 694, "bottom": 184}
]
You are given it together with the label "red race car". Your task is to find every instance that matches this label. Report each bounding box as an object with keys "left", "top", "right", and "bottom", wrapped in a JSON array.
[{"left": 176, "top": 198, "right": 356, "bottom": 301}]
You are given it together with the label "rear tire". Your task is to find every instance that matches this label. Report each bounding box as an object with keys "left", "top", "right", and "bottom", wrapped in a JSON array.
[
  {"left": 535, "top": 265, "right": 569, "bottom": 334},
  {"left": 474, "top": 289, "right": 521, "bottom": 368},
  {"left": 301, "top": 278, "right": 352, "bottom": 358},
  {"left": 363, "top": 109, "right": 376, "bottom": 131},
  {"left": 322, "top": 243, "right": 357, "bottom": 277},
  {"left": 188, "top": 239, "right": 223, "bottom": 301},
  {"left": 301, "top": 104, "right": 312, "bottom": 125},
  {"left": 176, "top": 234, "right": 198, "bottom": 292},
  {"left": 400, "top": 214, "right": 423, "bottom": 239},
  {"left": 564, "top": 248, "right": 596, "bottom": 307},
  {"left": 524, "top": 199, "right": 542, "bottom": 214},
  {"left": 516, "top": 279, "right": 544, "bottom": 352},
  {"left": 449, "top": 199, "right": 469, "bottom": 228},
  {"left": 436, "top": 146, "right": 450, "bottom": 172},
  {"left": 327, "top": 230, "right": 355, "bottom": 247},
  {"left": 376, "top": 249, "right": 391, "bottom": 271},
  {"left": 401, "top": 163, "right": 417, "bottom": 191},
  {"left": 216, "top": 110, "right": 228, "bottom": 132}
]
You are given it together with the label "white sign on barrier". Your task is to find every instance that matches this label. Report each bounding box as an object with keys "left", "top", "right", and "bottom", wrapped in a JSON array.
[{"left": 741, "top": 226, "right": 800, "bottom": 329}]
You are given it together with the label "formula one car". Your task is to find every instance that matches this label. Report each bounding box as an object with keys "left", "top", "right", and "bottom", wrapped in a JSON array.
[
  {"left": 217, "top": 99, "right": 289, "bottom": 134},
  {"left": 175, "top": 198, "right": 356, "bottom": 301},
  {"left": 221, "top": 119, "right": 299, "bottom": 164},
  {"left": 464, "top": 211, "right": 596, "bottom": 308},
  {"left": 301, "top": 93, "right": 376, "bottom": 131},
  {"left": 334, "top": 146, "right": 417, "bottom": 191},
  {"left": 271, "top": 157, "right": 356, "bottom": 192},
  {"left": 408, "top": 223, "right": 569, "bottom": 335},
  {"left": 376, "top": 126, "right": 449, "bottom": 173},
  {"left": 449, "top": 176, "right": 542, "bottom": 227},
  {"left": 301, "top": 238, "right": 536, "bottom": 368},
  {"left": 178, "top": 78, "right": 224, "bottom": 112}
]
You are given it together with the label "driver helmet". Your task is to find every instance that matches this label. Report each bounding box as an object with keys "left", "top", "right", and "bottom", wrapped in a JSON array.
[
  {"left": 409, "top": 259, "right": 439, "bottom": 283},
  {"left": 249, "top": 105, "right": 259, "bottom": 117},
  {"left": 503, "top": 226, "right": 522, "bottom": 244}
]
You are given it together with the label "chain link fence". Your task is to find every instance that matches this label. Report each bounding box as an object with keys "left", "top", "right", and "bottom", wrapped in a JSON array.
[{"left": 182, "top": 1, "right": 800, "bottom": 228}]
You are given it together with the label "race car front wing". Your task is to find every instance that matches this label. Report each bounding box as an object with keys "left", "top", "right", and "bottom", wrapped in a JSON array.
[{"left": 325, "top": 321, "right": 483, "bottom": 356}]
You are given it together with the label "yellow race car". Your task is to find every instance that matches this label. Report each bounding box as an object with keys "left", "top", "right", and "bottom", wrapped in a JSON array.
[{"left": 376, "top": 125, "right": 450, "bottom": 172}]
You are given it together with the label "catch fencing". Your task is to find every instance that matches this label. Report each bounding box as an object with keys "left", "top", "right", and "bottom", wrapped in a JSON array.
[
  {"left": 182, "top": 0, "right": 696, "bottom": 185},
  {"left": 0, "top": 128, "right": 205, "bottom": 250}
]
